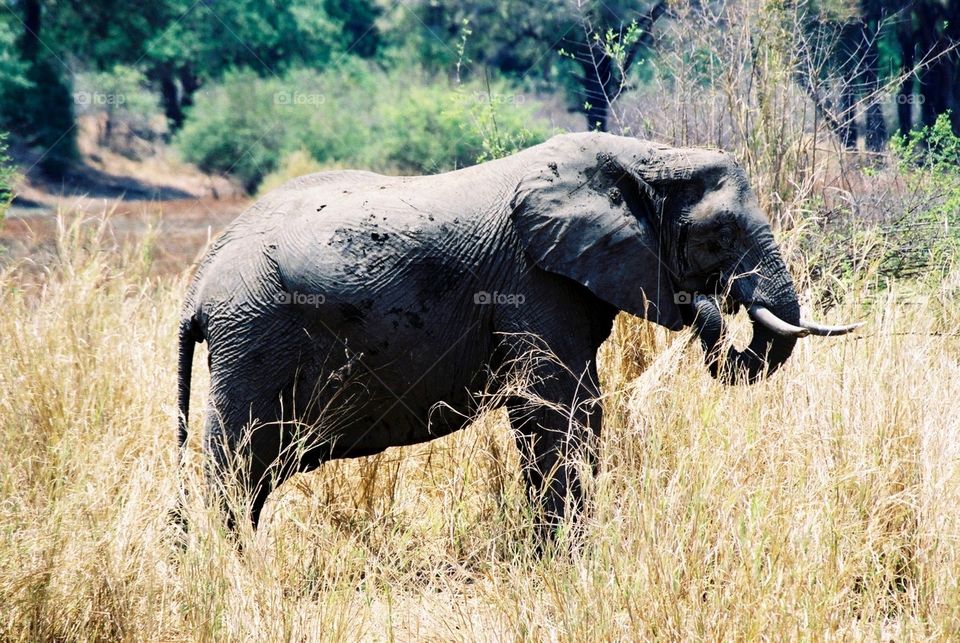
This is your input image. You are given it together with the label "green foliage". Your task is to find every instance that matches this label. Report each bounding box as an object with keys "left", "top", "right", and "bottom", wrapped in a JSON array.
[
  {"left": 0, "top": 5, "right": 77, "bottom": 176},
  {"left": 74, "top": 66, "right": 161, "bottom": 152},
  {"left": 401, "top": 1, "right": 662, "bottom": 130},
  {"left": 144, "top": 0, "right": 344, "bottom": 78},
  {"left": 0, "top": 132, "right": 15, "bottom": 220},
  {"left": 50, "top": 0, "right": 346, "bottom": 80},
  {"left": 888, "top": 113, "right": 960, "bottom": 275},
  {"left": 0, "top": 19, "right": 29, "bottom": 115},
  {"left": 75, "top": 66, "right": 159, "bottom": 122},
  {"left": 322, "top": 0, "right": 381, "bottom": 58},
  {"left": 377, "top": 78, "right": 550, "bottom": 172},
  {"left": 376, "top": 83, "right": 483, "bottom": 172},
  {"left": 467, "top": 88, "right": 550, "bottom": 163},
  {"left": 295, "top": 62, "right": 381, "bottom": 166},
  {"left": 173, "top": 70, "right": 295, "bottom": 192},
  {"left": 10, "top": 0, "right": 363, "bottom": 140},
  {"left": 803, "top": 112, "right": 960, "bottom": 301},
  {"left": 176, "top": 64, "right": 551, "bottom": 191},
  {"left": 598, "top": 20, "right": 643, "bottom": 68},
  {"left": 891, "top": 112, "right": 960, "bottom": 178},
  {"left": 14, "top": 58, "right": 78, "bottom": 176},
  {"left": 256, "top": 150, "right": 333, "bottom": 196}
]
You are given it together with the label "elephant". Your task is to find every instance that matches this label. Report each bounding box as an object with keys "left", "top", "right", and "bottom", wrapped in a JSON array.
[{"left": 176, "top": 131, "right": 859, "bottom": 533}]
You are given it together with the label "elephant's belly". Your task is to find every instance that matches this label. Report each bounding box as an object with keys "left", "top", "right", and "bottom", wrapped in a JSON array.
[
  {"left": 288, "top": 345, "right": 493, "bottom": 461},
  {"left": 318, "top": 392, "right": 480, "bottom": 459},
  {"left": 285, "top": 296, "right": 500, "bottom": 460}
]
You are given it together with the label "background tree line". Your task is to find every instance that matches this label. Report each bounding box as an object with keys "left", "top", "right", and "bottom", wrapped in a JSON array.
[{"left": 0, "top": 0, "right": 956, "bottom": 185}]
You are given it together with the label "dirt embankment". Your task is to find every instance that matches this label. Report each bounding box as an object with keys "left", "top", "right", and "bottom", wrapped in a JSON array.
[{"left": 3, "top": 116, "right": 250, "bottom": 278}]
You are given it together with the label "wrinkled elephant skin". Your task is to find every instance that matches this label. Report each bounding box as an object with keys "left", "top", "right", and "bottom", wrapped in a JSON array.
[{"left": 176, "top": 132, "right": 857, "bottom": 533}]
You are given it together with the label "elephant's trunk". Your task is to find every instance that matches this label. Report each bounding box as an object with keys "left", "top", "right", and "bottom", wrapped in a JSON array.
[{"left": 692, "top": 248, "right": 801, "bottom": 384}]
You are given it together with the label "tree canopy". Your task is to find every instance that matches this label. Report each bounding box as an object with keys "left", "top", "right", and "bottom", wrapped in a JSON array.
[{"left": 0, "top": 0, "right": 957, "bottom": 179}]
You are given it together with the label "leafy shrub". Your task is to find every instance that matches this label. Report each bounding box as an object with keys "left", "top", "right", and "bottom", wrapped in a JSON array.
[
  {"left": 74, "top": 65, "right": 161, "bottom": 153},
  {"left": 174, "top": 70, "right": 303, "bottom": 192},
  {"left": 887, "top": 113, "right": 960, "bottom": 277},
  {"left": 256, "top": 150, "right": 340, "bottom": 195},
  {"left": 797, "top": 113, "right": 960, "bottom": 303},
  {"left": 294, "top": 62, "right": 382, "bottom": 167},
  {"left": 175, "top": 63, "right": 552, "bottom": 192},
  {"left": 0, "top": 132, "right": 14, "bottom": 220},
  {"left": 377, "top": 77, "right": 551, "bottom": 173}
]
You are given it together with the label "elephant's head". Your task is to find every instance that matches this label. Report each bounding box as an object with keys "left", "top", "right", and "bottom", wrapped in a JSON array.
[{"left": 511, "top": 132, "right": 859, "bottom": 383}]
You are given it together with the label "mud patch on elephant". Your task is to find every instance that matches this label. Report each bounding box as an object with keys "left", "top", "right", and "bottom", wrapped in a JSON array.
[{"left": 387, "top": 306, "right": 425, "bottom": 330}]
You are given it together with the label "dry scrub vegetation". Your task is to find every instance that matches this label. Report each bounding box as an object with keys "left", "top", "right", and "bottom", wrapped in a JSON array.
[
  {"left": 3, "top": 2, "right": 960, "bottom": 639},
  {"left": 0, "top": 208, "right": 958, "bottom": 640}
]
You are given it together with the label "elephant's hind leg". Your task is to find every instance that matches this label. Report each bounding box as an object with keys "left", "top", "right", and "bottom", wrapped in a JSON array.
[
  {"left": 203, "top": 396, "right": 289, "bottom": 530},
  {"left": 202, "top": 313, "right": 321, "bottom": 530}
]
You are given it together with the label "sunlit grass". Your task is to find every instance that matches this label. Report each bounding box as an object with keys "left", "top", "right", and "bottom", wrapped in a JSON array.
[{"left": 1, "top": 215, "right": 958, "bottom": 640}]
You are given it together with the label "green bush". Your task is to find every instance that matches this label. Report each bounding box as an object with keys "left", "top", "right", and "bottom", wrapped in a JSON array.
[
  {"left": 174, "top": 70, "right": 305, "bottom": 192},
  {"left": 0, "top": 132, "right": 14, "bottom": 221},
  {"left": 256, "top": 150, "right": 341, "bottom": 196},
  {"left": 800, "top": 112, "right": 960, "bottom": 301},
  {"left": 295, "top": 62, "right": 381, "bottom": 167},
  {"left": 888, "top": 113, "right": 960, "bottom": 277},
  {"left": 376, "top": 78, "right": 551, "bottom": 173},
  {"left": 74, "top": 66, "right": 160, "bottom": 147},
  {"left": 175, "top": 62, "right": 553, "bottom": 192}
]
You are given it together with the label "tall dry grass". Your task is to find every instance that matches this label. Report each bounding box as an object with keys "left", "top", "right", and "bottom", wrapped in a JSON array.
[
  {"left": 2, "top": 6, "right": 958, "bottom": 630},
  {"left": 1, "top": 210, "right": 958, "bottom": 640}
]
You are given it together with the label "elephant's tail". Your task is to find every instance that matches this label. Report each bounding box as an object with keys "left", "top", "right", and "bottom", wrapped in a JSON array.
[{"left": 177, "top": 315, "right": 201, "bottom": 454}]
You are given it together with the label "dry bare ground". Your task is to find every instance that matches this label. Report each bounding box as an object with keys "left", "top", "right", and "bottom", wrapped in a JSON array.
[{"left": 0, "top": 209, "right": 958, "bottom": 640}]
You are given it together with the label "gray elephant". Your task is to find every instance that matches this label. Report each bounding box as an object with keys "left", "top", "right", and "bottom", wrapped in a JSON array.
[{"left": 177, "top": 132, "right": 858, "bottom": 532}]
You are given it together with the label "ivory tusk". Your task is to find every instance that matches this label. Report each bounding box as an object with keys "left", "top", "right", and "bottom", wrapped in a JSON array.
[
  {"left": 747, "top": 304, "right": 810, "bottom": 338},
  {"left": 798, "top": 319, "right": 864, "bottom": 336}
]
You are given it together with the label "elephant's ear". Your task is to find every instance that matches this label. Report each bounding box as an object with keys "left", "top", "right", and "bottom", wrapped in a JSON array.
[{"left": 510, "top": 148, "right": 684, "bottom": 330}]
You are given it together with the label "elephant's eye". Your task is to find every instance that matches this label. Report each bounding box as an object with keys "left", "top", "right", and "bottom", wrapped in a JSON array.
[{"left": 715, "top": 226, "right": 735, "bottom": 247}]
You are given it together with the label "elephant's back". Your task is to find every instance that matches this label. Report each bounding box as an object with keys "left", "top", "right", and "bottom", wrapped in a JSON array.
[
  {"left": 185, "top": 172, "right": 398, "bottom": 294},
  {"left": 271, "top": 169, "right": 390, "bottom": 194}
]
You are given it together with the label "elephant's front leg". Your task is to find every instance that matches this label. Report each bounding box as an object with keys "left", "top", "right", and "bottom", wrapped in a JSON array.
[{"left": 505, "top": 352, "right": 602, "bottom": 539}]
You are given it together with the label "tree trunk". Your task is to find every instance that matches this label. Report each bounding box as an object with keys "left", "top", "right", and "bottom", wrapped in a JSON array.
[
  {"left": 838, "top": 86, "right": 858, "bottom": 149},
  {"left": 945, "top": 2, "right": 960, "bottom": 136},
  {"left": 179, "top": 66, "right": 200, "bottom": 114},
  {"left": 20, "top": 0, "right": 41, "bottom": 59},
  {"left": 580, "top": 52, "right": 611, "bottom": 132},
  {"left": 897, "top": 20, "right": 916, "bottom": 137},
  {"left": 15, "top": 0, "right": 77, "bottom": 177},
  {"left": 158, "top": 68, "right": 184, "bottom": 132},
  {"left": 860, "top": 0, "right": 887, "bottom": 151},
  {"left": 916, "top": 1, "right": 946, "bottom": 128},
  {"left": 864, "top": 102, "right": 887, "bottom": 151}
]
